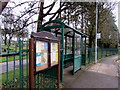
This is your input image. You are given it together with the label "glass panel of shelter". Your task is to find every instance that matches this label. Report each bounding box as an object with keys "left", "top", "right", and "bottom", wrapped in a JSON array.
[
  {"left": 66, "top": 37, "right": 72, "bottom": 54},
  {"left": 64, "top": 28, "right": 73, "bottom": 55},
  {"left": 75, "top": 33, "right": 81, "bottom": 56},
  {"left": 82, "top": 37, "right": 85, "bottom": 54},
  {"left": 50, "top": 27, "right": 74, "bottom": 55}
]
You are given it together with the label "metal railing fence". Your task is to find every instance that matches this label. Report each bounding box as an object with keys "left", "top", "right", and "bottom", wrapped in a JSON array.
[{"left": 86, "top": 48, "right": 118, "bottom": 64}]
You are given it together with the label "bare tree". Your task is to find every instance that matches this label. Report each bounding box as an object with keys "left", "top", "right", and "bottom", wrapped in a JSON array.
[{"left": 1, "top": 6, "right": 28, "bottom": 45}]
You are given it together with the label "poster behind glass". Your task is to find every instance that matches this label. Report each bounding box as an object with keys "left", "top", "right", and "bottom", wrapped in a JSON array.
[
  {"left": 36, "top": 41, "right": 48, "bottom": 72},
  {"left": 51, "top": 43, "right": 59, "bottom": 66}
]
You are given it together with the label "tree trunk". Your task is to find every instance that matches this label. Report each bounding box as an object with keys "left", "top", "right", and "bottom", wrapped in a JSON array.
[
  {"left": 81, "top": 13, "right": 84, "bottom": 29},
  {"left": 67, "top": 4, "right": 70, "bottom": 25},
  {"left": 9, "top": 35, "right": 13, "bottom": 45},
  {"left": 37, "top": 2, "right": 44, "bottom": 32},
  {"left": 0, "top": 1, "right": 9, "bottom": 14},
  {"left": 88, "top": 24, "right": 94, "bottom": 48},
  {"left": 4, "top": 35, "right": 7, "bottom": 45},
  {"left": 81, "top": 4, "right": 84, "bottom": 29},
  {"left": 88, "top": 34, "right": 93, "bottom": 48}
]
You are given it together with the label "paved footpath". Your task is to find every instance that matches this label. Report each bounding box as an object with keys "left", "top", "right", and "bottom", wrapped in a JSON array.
[{"left": 63, "top": 55, "right": 119, "bottom": 88}]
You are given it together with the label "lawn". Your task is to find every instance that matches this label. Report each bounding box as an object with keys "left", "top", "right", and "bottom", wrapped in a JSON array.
[
  {"left": 1, "top": 55, "right": 27, "bottom": 63},
  {"left": 0, "top": 67, "right": 29, "bottom": 88}
]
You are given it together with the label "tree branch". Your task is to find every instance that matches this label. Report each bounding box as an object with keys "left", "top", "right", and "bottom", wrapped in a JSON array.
[
  {"left": 49, "top": 4, "right": 70, "bottom": 20},
  {"left": 14, "top": 6, "right": 39, "bottom": 23},
  {"left": 44, "top": 2, "right": 56, "bottom": 9},
  {"left": 44, "top": 2, "right": 56, "bottom": 16},
  {"left": 11, "top": 1, "right": 38, "bottom": 10},
  {"left": 19, "top": 21, "right": 38, "bottom": 30}
]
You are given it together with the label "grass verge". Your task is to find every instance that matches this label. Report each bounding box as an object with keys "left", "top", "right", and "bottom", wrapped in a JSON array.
[{"left": 0, "top": 67, "right": 28, "bottom": 88}]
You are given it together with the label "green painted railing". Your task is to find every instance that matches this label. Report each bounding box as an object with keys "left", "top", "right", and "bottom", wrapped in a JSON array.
[
  {"left": 85, "top": 48, "right": 118, "bottom": 65},
  {"left": 1, "top": 40, "right": 29, "bottom": 88},
  {"left": 34, "top": 66, "right": 58, "bottom": 88}
]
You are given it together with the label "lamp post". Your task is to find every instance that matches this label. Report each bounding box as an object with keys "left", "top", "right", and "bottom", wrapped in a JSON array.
[{"left": 95, "top": 1, "right": 98, "bottom": 63}]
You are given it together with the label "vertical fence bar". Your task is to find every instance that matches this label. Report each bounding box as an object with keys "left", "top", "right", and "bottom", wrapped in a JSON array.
[
  {"left": 108, "top": 49, "right": 109, "bottom": 56},
  {"left": 106, "top": 49, "right": 107, "bottom": 57},
  {"left": 112, "top": 49, "right": 113, "bottom": 55},
  {"left": 60, "top": 27, "right": 64, "bottom": 82},
  {"left": 89, "top": 48, "right": 91, "bottom": 64},
  {"left": 99, "top": 48, "right": 100, "bottom": 59},
  {"left": 13, "top": 53, "right": 16, "bottom": 88},
  {"left": 40, "top": 73, "right": 42, "bottom": 88},
  {"left": 37, "top": 73, "right": 40, "bottom": 88},
  {"left": 97, "top": 48, "right": 98, "bottom": 59},
  {"left": 21, "top": 40, "right": 24, "bottom": 87},
  {"left": 86, "top": 48, "right": 88, "bottom": 64},
  {"left": 57, "top": 42, "right": 60, "bottom": 88},
  {"left": 110, "top": 49, "right": 111, "bottom": 56},
  {"left": 111, "top": 49, "right": 113, "bottom": 55},
  {"left": 109, "top": 49, "right": 110, "bottom": 56},
  {"left": 80, "top": 36, "right": 83, "bottom": 65},
  {"left": 13, "top": 41, "right": 17, "bottom": 88},
  {"left": 19, "top": 40, "right": 23, "bottom": 88},
  {"left": 84, "top": 37, "right": 86, "bottom": 65},
  {"left": 26, "top": 41, "right": 29, "bottom": 88},
  {"left": 111, "top": 49, "right": 112, "bottom": 56},
  {"left": 6, "top": 41, "right": 10, "bottom": 88},
  {"left": 104, "top": 49, "right": 105, "bottom": 57},
  {"left": 113, "top": 49, "right": 114, "bottom": 55},
  {"left": 73, "top": 32, "right": 76, "bottom": 73},
  {"left": 102, "top": 48, "right": 103, "bottom": 58},
  {"left": 90, "top": 48, "right": 92, "bottom": 63},
  {"left": 88, "top": 48, "right": 90, "bottom": 64},
  {"left": 101, "top": 48, "right": 103, "bottom": 58},
  {"left": 92, "top": 48, "right": 94, "bottom": 63}
]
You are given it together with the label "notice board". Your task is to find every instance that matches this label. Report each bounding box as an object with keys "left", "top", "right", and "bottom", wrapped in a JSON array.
[
  {"left": 51, "top": 43, "right": 59, "bottom": 66},
  {"left": 36, "top": 41, "right": 48, "bottom": 72}
]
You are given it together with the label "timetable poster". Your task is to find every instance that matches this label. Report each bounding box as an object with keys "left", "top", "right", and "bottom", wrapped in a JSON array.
[
  {"left": 36, "top": 41, "right": 48, "bottom": 72},
  {"left": 51, "top": 43, "right": 58, "bottom": 66}
]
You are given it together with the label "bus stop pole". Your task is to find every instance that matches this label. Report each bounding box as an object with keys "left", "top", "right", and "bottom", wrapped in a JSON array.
[{"left": 95, "top": 1, "right": 98, "bottom": 63}]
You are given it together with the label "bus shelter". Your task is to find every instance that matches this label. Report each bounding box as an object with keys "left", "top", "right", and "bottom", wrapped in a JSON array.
[{"left": 41, "top": 20, "right": 87, "bottom": 82}]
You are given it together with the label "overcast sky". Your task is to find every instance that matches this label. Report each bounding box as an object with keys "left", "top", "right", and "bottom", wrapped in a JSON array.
[
  {"left": 2, "top": 0, "right": 119, "bottom": 30},
  {"left": 112, "top": 0, "right": 119, "bottom": 27}
]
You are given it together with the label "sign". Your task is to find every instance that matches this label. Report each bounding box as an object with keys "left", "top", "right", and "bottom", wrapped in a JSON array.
[
  {"left": 36, "top": 41, "right": 48, "bottom": 72},
  {"left": 51, "top": 43, "right": 59, "bottom": 66},
  {"left": 118, "top": 43, "right": 120, "bottom": 47},
  {"left": 97, "top": 33, "right": 101, "bottom": 39}
]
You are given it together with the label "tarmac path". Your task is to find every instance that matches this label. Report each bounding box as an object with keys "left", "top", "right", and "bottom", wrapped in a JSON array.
[{"left": 64, "top": 55, "right": 119, "bottom": 88}]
